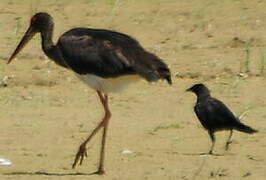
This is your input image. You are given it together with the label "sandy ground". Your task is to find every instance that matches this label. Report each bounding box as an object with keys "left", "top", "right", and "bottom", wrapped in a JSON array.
[{"left": 0, "top": 0, "right": 266, "bottom": 179}]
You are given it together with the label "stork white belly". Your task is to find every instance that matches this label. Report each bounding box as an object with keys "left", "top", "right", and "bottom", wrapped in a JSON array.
[{"left": 76, "top": 74, "right": 141, "bottom": 93}]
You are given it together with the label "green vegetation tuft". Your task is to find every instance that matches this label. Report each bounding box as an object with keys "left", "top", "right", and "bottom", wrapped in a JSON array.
[{"left": 153, "top": 123, "right": 181, "bottom": 132}]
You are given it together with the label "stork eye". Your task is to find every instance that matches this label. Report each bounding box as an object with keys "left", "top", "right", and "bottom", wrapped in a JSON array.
[{"left": 31, "top": 17, "right": 37, "bottom": 23}]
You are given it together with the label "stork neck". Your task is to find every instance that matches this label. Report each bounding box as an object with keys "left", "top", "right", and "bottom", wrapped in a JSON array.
[
  {"left": 41, "top": 24, "right": 54, "bottom": 52},
  {"left": 39, "top": 23, "right": 69, "bottom": 68}
]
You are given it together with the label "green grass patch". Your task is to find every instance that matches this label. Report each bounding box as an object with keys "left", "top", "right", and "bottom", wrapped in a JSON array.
[{"left": 153, "top": 123, "right": 181, "bottom": 132}]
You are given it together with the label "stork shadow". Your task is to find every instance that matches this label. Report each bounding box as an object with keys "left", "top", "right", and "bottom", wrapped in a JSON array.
[
  {"left": 181, "top": 152, "right": 225, "bottom": 156},
  {"left": 3, "top": 170, "right": 101, "bottom": 176}
]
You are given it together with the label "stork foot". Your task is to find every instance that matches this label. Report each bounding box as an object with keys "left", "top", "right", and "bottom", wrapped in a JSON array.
[
  {"left": 72, "top": 142, "right": 88, "bottom": 168},
  {"left": 91, "top": 169, "right": 105, "bottom": 175}
]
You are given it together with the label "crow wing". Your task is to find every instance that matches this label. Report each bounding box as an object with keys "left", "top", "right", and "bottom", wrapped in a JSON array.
[{"left": 194, "top": 97, "right": 240, "bottom": 130}]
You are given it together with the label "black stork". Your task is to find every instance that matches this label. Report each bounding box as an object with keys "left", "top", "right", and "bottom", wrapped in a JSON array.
[{"left": 8, "top": 12, "right": 172, "bottom": 174}]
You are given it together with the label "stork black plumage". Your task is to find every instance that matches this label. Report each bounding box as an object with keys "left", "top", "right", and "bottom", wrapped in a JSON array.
[{"left": 8, "top": 12, "right": 172, "bottom": 174}]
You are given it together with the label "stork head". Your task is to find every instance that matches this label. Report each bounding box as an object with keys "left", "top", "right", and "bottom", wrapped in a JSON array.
[{"left": 8, "top": 12, "right": 53, "bottom": 64}]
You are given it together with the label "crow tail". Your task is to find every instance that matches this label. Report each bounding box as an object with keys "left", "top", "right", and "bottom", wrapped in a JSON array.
[{"left": 235, "top": 123, "right": 258, "bottom": 134}]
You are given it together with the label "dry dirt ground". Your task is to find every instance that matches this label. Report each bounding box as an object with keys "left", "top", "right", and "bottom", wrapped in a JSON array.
[{"left": 0, "top": 0, "right": 266, "bottom": 179}]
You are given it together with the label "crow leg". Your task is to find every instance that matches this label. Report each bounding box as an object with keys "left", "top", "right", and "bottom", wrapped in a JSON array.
[
  {"left": 208, "top": 131, "right": 215, "bottom": 154},
  {"left": 225, "top": 129, "right": 233, "bottom": 151}
]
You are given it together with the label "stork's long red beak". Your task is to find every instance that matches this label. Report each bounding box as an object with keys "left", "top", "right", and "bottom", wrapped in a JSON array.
[{"left": 8, "top": 26, "right": 36, "bottom": 64}]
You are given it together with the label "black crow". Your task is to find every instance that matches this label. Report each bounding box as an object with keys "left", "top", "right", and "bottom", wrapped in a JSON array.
[{"left": 186, "top": 83, "right": 257, "bottom": 154}]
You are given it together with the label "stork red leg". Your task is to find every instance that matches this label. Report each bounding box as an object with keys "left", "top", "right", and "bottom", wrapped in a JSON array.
[
  {"left": 72, "top": 91, "right": 111, "bottom": 175},
  {"left": 96, "top": 93, "right": 110, "bottom": 174}
]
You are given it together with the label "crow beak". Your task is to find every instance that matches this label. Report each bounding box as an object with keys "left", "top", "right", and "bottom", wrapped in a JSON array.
[
  {"left": 186, "top": 87, "right": 191, "bottom": 92},
  {"left": 8, "top": 25, "right": 36, "bottom": 64}
]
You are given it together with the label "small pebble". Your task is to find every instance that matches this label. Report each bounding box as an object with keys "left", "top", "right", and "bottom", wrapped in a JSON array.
[
  {"left": 121, "top": 150, "right": 133, "bottom": 155},
  {"left": 0, "top": 158, "right": 12, "bottom": 166}
]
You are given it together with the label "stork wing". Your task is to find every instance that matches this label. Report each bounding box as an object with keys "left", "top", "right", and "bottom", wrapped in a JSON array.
[
  {"left": 57, "top": 28, "right": 170, "bottom": 81},
  {"left": 57, "top": 34, "right": 135, "bottom": 78}
]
